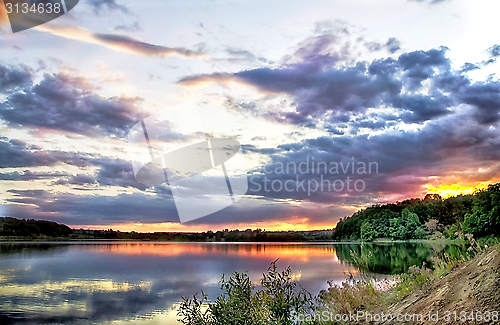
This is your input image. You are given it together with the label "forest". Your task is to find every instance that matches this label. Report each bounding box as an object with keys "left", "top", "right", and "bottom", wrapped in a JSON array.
[{"left": 332, "top": 183, "right": 500, "bottom": 241}]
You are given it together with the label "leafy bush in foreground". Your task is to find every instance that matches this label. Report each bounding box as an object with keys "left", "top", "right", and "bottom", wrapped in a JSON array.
[{"left": 177, "top": 260, "right": 313, "bottom": 325}]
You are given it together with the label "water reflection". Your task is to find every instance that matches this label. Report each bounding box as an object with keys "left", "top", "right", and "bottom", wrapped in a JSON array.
[
  {"left": 0, "top": 243, "right": 70, "bottom": 258},
  {"left": 0, "top": 242, "right": 460, "bottom": 324}
]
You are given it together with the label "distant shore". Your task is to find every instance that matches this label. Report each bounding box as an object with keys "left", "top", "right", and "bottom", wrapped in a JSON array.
[{"left": 0, "top": 234, "right": 465, "bottom": 244}]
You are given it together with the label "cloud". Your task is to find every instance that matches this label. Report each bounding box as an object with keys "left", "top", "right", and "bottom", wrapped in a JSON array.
[
  {"left": 53, "top": 173, "right": 97, "bottom": 186},
  {"left": 0, "top": 137, "right": 152, "bottom": 190},
  {"left": 0, "top": 137, "right": 120, "bottom": 171},
  {"left": 114, "top": 22, "right": 143, "bottom": 32},
  {"left": 6, "top": 189, "right": 179, "bottom": 225},
  {"left": 2, "top": 24, "right": 499, "bottom": 229},
  {"left": 0, "top": 123, "right": 182, "bottom": 192},
  {"left": 245, "top": 110, "right": 500, "bottom": 205},
  {"left": 221, "top": 48, "right": 269, "bottom": 65},
  {"left": 488, "top": 44, "right": 500, "bottom": 58},
  {"left": 177, "top": 73, "right": 241, "bottom": 88},
  {"left": 0, "top": 68, "right": 146, "bottom": 137},
  {"left": 483, "top": 44, "right": 500, "bottom": 65},
  {"left": 179, "top": 44, "right": 500, "bottom": 127},
  {"left": 460, "top": 62, "right": 480, "bottom": 73},
  {"left": 0, "top": 170, "right": 69, "bottom": 181},
  {"left": 95, "top": 158, "right": 150, "bottom": 190},
  {"left": 460, "top": 81, "right": 500, "bottom": 124},
  {"left": 397, "top": 47, "right": 450, "bottom": 90},
  {"left": 0, "top": 64, "right": 33, "bottom": 92},
  {"left": 0, "top": 135, "right": 353, "bottom": 226},
  {"left": 286, "top": 33, "right": 353, "bottom": 67},
  {"left": 35, "top": 24, "right": 208, "bottom": 59},
  {"left": 392, "top": 94, "right": 452, "bottom": 123},
  {"left": 53, "top": 157, "right": 151, "bottom": 191},
  {"left": 386, "top": 38, "right": 401, "bottom": 53},
  {"left": 364, "top": 38, "right": 401, "bottom": 54},
  {"left": 3, "top": 186, "right": 352, "bottom": 228},
  {"left": 204, "top": 37, "right": 499, "bottom": 209},
  {"left": 87, "top": 0, "right": 129, "bottom": 14},
  {"left": 2, "top": 109, "right": 498, "bottom": 227},
  {"left": 0, "top": 138, "right": 62, "bottom": 168}
]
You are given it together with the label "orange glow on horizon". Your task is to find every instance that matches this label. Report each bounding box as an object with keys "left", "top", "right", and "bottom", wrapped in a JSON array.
[
  {"left": 425, "top": 182, "right": 491, "bottom": 199},
  {"left": 71, "top": 218, "right": 336, "bottom": 234}
]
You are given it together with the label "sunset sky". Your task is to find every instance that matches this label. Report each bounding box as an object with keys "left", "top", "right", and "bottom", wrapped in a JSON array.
[{"left": 0, "top": 0, "right": 499, "bottom": 232}]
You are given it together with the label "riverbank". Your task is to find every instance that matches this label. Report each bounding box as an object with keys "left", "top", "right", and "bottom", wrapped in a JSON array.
[{"left": 373, "top": 245, "right": 500, "bottom": 324}]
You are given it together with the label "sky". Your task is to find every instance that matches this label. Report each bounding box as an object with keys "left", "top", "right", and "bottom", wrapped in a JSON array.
[{"left": 0, "top": 0, "right": 499, "bottom": 232}]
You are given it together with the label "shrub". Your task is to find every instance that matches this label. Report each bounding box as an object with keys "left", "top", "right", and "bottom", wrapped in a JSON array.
[{"left": 177, "top": 260, "right": 313, "bottom": 325}]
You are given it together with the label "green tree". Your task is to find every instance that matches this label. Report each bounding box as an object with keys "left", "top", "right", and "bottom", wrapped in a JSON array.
[
  {"left": 388, "top": 209, "right": 422, "bottom": 240},
  {"left": 464, "top": 183, "right": 500, "bottom": 236},
  {"left": 389, "top": 217, "right": 406, "bottom": 240},
  {"left": 360, "top": 221, "right": 376, "bottom": 241},
  {"left": 403, "top": 209, "right": 421, "bottom": 239}
]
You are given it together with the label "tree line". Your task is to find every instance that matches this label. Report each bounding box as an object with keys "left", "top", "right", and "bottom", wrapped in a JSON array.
[
  {"left": 332, "top": 183, "right": 500, "bottom": 241},
  {"left": 0, "top": 217, "right": 333, "bottom": 242},
  {"left": 0, "top": 217, "right": 72, "bottom": 238}
]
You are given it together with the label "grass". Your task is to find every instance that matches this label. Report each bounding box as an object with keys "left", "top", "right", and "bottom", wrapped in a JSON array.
[{"left": 317, "top": 277, "right": 382, "bottom": 315}]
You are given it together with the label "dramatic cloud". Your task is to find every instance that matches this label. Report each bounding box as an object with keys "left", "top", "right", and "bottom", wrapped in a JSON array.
[
  {"left": 177, "top": 34, "right": 498, "bottom": 212},
  {"left": 179, "top": 45, "right": 500, "bottom": 127},
  {"left": 35, "top": 25, "right": 208, "bottom": 59},
  {"left": 1, "top": 12, "right": 499, "bottom": 231},
  {"left": 246, "top": 110, "right": 500, "bottom": 206},
  {"left": 0, "top": 68, "right": 146, "bottom": 137}
]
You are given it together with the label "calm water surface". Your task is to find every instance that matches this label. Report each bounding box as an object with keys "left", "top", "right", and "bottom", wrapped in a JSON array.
[{"left": 0, "top": 241, "right": 461, "bottom": 324}]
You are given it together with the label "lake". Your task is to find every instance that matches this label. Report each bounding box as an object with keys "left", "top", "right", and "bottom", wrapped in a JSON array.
[{"left": 0, "top": 241, "right": 463, "bottom": 324}]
